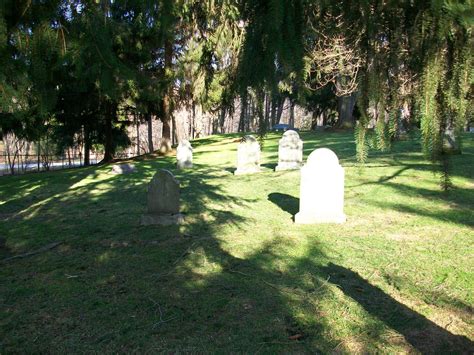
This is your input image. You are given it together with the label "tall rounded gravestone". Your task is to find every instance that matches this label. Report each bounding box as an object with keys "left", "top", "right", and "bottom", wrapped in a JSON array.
[
  {"left": 177, "top": 140, "right": 193, "bottom": 169},
  {"left": 234, "top": 135, "right": 261, "bottom": 175},
  {"left": 295, "top": 148, "right": 346, "bottom": 224},
  {"left": 275, "top": 130, "right": 303, "bottom": 171}
]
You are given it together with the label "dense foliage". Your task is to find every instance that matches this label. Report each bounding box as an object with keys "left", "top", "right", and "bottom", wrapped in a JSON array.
[{"left": 1, "top": 1, "right": 472, "bottom": 178}]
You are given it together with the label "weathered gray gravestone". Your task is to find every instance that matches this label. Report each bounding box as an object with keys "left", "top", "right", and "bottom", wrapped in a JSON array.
[
  {"left": 234, "top": 135, "right": 261, "bottom": 175},
  {"left": 111, "top": 163, "right": 136, "bottom": 174},
  {"left": 140, "top": 169, "right": 184, "bottom": 225},
  {"left": 275, "top": 130, "right": 303, "bottom": 171},
  {"left": 295, "top": 148, "right": 346, "bottom": 224},
  {"left": 177, "top": 140, "right": 193, "bottom": 169}
]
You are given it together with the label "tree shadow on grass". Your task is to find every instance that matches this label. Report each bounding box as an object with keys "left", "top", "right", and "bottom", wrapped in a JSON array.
[
  {"left": 368, "top": 182, "right": 474, "bottom": 228},
  {"left": 321, "top": 263, "right": 474, "bottom": 353},
  {"left": 267, "top": 193, "right": 299, "bottom": 219},
  {"left": 380, "top": 271, "right": 474, "bottom": 324},
  {"left": 1, "top": 135, "right": 473, "bottom": 353}
]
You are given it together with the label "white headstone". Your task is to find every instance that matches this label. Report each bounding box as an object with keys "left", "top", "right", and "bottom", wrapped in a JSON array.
[
  {"left": 295, "top": 148, "right": 346, "bottom": 224},
  {"left": 111, "top": 163, "right": 136, "bottom": 174},
  {"left": 275, "top": 130, "right": 303, "bottom": 171},
  {"left": 234, "top": 135, "right": 261, "bottom": 175},
  {"left": 177, "top": 140, "right": 193, "bottom": 169},
  {"left": 140, "top": 169, "right": 184, "bottom": 225}
]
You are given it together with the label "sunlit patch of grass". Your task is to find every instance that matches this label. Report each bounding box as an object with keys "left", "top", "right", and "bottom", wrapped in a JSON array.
[{"left": 0, "top": 131, "right": 473, "bottom": 353}]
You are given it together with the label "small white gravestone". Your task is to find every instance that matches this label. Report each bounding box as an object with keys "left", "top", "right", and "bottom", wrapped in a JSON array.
[
  {"left": 140, "top": 169, "right": 184, "bottom": 225},
  {"left": 295, "top": 148, "right": 346, "bottom": 224},
  {"left": 275, "top": 130, "right": 303, "bottom": 171},
  {"left": 177, "top": 140, "right": 193, "bottom": 169},
  {"left": 111, "top": 163, "right": 136, "bottom": 174},
  {"left": 234, "top": 135, "right": 261, "bottom": 175}
]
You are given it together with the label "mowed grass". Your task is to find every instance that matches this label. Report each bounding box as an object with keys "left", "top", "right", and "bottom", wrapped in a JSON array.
[{"left": 0, "top": 131, "right": 473, "bottom": 353}]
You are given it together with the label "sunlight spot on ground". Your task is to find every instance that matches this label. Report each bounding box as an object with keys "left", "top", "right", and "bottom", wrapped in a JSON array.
[
  {"left": 68, "top": 172, "right": 111, "bottom": 190},
  {"left": 97, "top": 251, "right": 114, "bottom": 263}
]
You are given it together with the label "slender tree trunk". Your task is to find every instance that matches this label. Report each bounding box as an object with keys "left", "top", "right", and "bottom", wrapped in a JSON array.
[
  {"left": 103, "top": 101, "right": 115, "bottom": 163},
  {"left": 84, "top": 124, "right": 91, "bottom": 166},
  {"left": 147, "top": 113, "right": 154, "bottom": 153},
  {"left": 171, "top": 113, "right": 177, "bottom": 145},
  {"left": 160, "top": 38, "right": 173, "bottom": 153},
  {"left": 256, "top": 87, "right": 266, "bottom": 138},
  {"left": 289, "top": 99, "right": 295, "bottom": 128},
  {"left": 270, "top": 98, "right": 277, "bottom": 127},
  {"left": 276, "top": 98, "right": 284, "bottom": 123},
  {"left": 136, "top": 113, "right": 140, "bottom": 155},
  {"left": 264, "top": 93, "right": 270, "bottom": 128},
  {"left": 191, "top": 102, "right": 195, "bottom": 139},
  {"left": 5, "top": 136, "right": 15, "bottom": 175},
  {"left": 219, "top": 107, "right": 226, "bottom": 133},
  {"left": 246, "top": 95, "right": 252, "bottom": 131},
  {"left": 238, "top": 92, "right": 247, "bottom": 132},
  {"left": 37, "top": 141, "right": 40, "bottom": 171}
]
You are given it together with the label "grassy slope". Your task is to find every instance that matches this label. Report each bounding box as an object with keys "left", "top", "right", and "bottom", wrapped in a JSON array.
[{"left": 0, "top": 131, "right": 473, "bottom": 353}]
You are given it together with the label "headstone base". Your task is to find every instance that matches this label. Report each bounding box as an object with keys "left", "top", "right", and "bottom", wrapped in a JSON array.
[
  {"left": 234, "top": 167, "right": 261, "bottom": 175},
  {"left": 140, "top": 213, "right": 184, "bottom": 226},
  {"left": 275, "top": 163, "right": 301, "bottom": 171},
  {"left": 177, "top": 162, "right": 193, "bottom": 169},
  {"left": 295, "top": 212, "right": 346, "bottom": 224}
]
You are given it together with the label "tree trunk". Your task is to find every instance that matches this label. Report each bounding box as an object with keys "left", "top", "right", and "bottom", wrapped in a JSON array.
[
  {"left": 276, "top": 98, "right": 284, "bottom": 123},
  {"left": 160, "top": 39, "right": 173, "bottom": 153},
  {"left": 84, "top": 124, "right": 91, "bottom": 166},
  {"left": 256, "top": 88, "right": 266, "bottom": 138},
  {"left": 238, "top": 92, "right": 247, "bottom": 132},
  {"left": 191, "top": 102, "right": 195, "bottom": 139},
  {"left": 135, "top": 113, "right": 140, "bottom": 155},
  {"left": 37, "top": 141, "right": 40, "bottom": 171},
  {"left": 264, "top": 93, "right": 270, "bottom": 128},
  {"left": 147, "top": 113, "right": 154, "bottom": 153},
  {"left": 289, "top": 99, "right": 295, "bottom": 128},
  {"left": 103, "top": 101, "right": 115, "bottom": 163},
  {"left": 270, "top": 98, "right": 278, "bottom": 127},
  {"left": 336, "top": 93, "right": 357, "bottom": 129},
  {"left": 171, "top": 113, "right": 177, "bottom": 145}
]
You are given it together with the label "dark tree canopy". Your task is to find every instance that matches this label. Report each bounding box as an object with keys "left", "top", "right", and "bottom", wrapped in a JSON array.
[{"left": 1, "top": 0, "right": 472, "bottom": 181}]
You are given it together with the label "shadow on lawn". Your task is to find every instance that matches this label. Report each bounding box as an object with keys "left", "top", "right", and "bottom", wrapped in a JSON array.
[
  {"left": 1, "top": 140, "right": 473, "bottom": 353},
  {"left": 369, "top": 181, "right": 474, "bottom": 228},
  {"left": 268, "top": 193, "right": 298, "bottom": 217},
  {"left": 322, "top": 263, "right": 473, "bottom": 353},
  {"left": 169, "top": 236, "right": 474, "bottom": 352}
]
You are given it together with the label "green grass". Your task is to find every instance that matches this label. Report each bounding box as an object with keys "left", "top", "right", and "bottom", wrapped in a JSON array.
[{"left": 1, "top": 131, "right": 473, "bottom": 353}]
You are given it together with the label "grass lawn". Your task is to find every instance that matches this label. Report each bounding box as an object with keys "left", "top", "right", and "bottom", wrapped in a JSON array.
[{"left": 1, "top": 131, "right": 473, "bottom": 353}]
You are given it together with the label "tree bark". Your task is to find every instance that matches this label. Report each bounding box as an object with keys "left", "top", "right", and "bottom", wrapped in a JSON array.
[
  {"left": 147, "top": 113, "right": 154, "bottom": 153},
  {"left": 103, "top": 101, "right": 116, "bottom": 163},
  {"left": 84, "top": 124, "right": 91, "bottom": 166},
  {"left": 264, "top": 93, "right": 270, "bottom": 128},
  {"left": 336, "top": 93, "right": 357, "bottom": 129},
  {"left": 289, "top": 99, "right": 295, "bottom": 128},
  {"left": 37, "top": 141, "right": 40, "bottom": 171},
  {"left": 270, "top": 98, "right": 278, "bottom": 127},
  {"left": 160, "top": 38, "right": 173, "bottom": 153},
  {"left": 276, "top": 98, "right": 284, "bottom": 123},
  {"left": 135, "top": 113, "right": 140, "bottom": 155},
  {"left": 238, "top": 92, "right": 248, "bottom": 132},
  {"left": 191, "top": 102, "right": 195, "bottom": 139}
]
